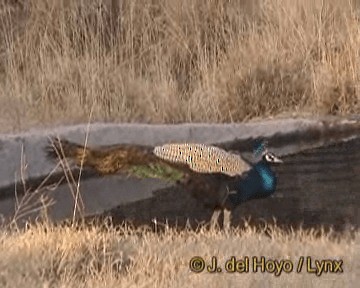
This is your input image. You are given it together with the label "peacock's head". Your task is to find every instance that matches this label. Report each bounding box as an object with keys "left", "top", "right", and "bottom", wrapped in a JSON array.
[
  {"left": 262, "top": 151, "right": 283, "bottom": 164},
  {"left": 253, "top": 139, "right": 283, "bottom": 164}
]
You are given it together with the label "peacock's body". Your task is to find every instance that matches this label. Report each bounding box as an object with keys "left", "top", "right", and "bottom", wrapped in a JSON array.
[{"left": 46, "top": 138, "right": 282, "bottom": 229}]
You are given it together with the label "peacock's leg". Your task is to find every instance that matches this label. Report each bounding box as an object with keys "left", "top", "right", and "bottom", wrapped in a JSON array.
[
  {"left": 210, "top": 209, "right": 221, "bottom": 229},
  {"left": 223, "top": 209, "right": 232, "bottom": 232}
]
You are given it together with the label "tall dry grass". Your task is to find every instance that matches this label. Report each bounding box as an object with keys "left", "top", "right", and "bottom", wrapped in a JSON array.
[{"left": 0, "top": 0, "right": 359, "bottom": 133}]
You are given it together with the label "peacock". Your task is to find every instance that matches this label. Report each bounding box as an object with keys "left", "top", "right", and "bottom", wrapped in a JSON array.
[{"left": 46, "top": 137, "right": 283, "bottom": 229}]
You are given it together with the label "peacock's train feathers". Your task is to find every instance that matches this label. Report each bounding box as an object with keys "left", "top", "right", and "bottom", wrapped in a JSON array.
[{"left": 47, "top": 138, "right": 252, "bottom": 181}]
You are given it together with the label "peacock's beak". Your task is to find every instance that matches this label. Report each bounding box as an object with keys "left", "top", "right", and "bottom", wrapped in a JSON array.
[{"left": 273, "top": 156, "right": 283, "bottom": 163}]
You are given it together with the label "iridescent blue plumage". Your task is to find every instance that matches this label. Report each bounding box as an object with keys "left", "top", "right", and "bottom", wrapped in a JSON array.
[{"left": 227, "top": 158, "right": 278, "bottom": 207}]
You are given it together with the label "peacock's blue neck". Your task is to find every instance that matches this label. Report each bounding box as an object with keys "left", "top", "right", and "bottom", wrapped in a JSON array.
[
  {"left": 228, "top": 160, "right": 277, "bottom": 207},
  {"left": 255, "top": 162, "right": 277, "bottom": 192}
]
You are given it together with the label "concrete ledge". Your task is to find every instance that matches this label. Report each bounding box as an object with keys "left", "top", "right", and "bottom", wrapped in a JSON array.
[{"left": 1, "top": 117, "right": 359, "bottom": 189}]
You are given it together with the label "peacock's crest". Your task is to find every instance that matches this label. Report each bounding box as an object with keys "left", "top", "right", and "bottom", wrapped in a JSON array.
[
  {"left": 153, "top": 143, "right": 251, "bottom": 177},
  {"left": 253, "top": 139, "right": 268, "bottom": 159}
]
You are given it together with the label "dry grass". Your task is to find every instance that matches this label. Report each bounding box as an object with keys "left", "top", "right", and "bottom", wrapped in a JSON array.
[
  {"left": 0, "top": 221, "right": 358, "bottom": 288},
  {"left": 0, "top": 0, "right": 359, "bottom": 133}
]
